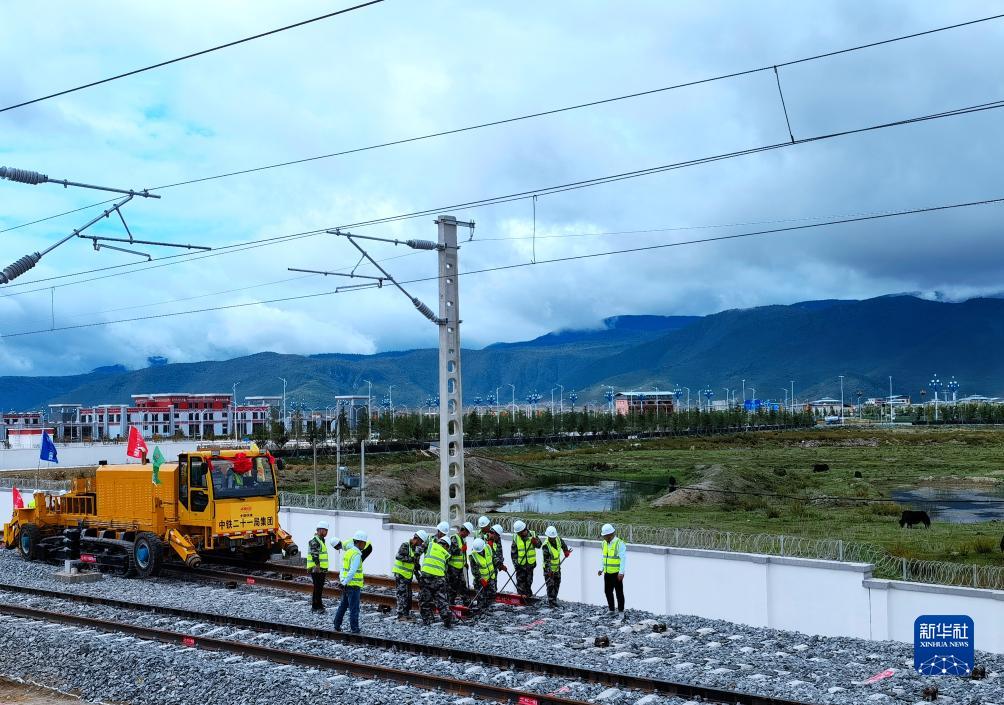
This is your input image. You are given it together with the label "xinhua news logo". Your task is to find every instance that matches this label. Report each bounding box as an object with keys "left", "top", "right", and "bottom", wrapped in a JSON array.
[{"left": 914, "top": 615, "right": 974, "bottom": 676}]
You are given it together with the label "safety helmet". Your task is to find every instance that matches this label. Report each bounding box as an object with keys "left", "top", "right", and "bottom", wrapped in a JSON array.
[
  {"left": 353, "top": 530, "right": 368, "bottom": 542},
  {"left": 491, "top": 524, "right": 504, "bottom": 536},
  {"left": 414, "top": 529, "right": 429, "bottom": 542},
  {"left": 316, "top": 520, "right": 329, "bottom": 530},
  {"left": 513, "top": 519, "right": 527, "bottom": 533},
  {"left": 477, "top": 516, "right": 490, "bottom": 529},
  {"left": 600, "top": 523, "right": 616, "bottom": 536},
  {"left": 436, "top": 521, "right": 450, "bottom": 534},
  {"left": 471, "top": 538, "right": 486, "bottom": 552},
  {"left": 462, "top": 521, "right": 475, "bottom": 534},
  {"left": 545, "top": 526, "right": 558, "bottom": 539}
]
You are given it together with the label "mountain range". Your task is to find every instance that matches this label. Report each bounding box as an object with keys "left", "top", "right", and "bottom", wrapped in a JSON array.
[{"left": 2, "top": 295, "right": 1002, "bottom": 411}]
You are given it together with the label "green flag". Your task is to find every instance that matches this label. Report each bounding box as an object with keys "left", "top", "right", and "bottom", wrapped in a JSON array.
[{"left": 151, "top": 446, "right": 165, "bottom": 485}]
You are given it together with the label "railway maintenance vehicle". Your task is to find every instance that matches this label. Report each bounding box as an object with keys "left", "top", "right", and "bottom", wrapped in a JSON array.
[{"left": 3, "top": 446, "right": 298, "bottom": 577}]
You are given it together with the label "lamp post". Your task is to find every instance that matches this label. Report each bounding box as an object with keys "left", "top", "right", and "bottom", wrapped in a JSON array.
[
  {"left": 684, "top": 387, "right": 691, "bottom": 411},
  {"left": 856, "top": 390, "right": 863, "bottom": 419},
  {"left": 838, "top": 375, "right": 844, "bottom": 425},
  {"left": 278, "top": 377, "right": 287, "bottom": 432},
  {"left": 388, "top": 384, "right": 396, "bottom": 432},
  {"left": 703, "top": 388, "right": 714, "bottom": 411},
  {"left": 929, "top": 374, "right": 943, "bottom": 422},
  {"left": 742, "top": 380, "right": 746, "bottom": 403},
  {"left": 790, "top": 380, "right": 795, "bottom": 413},
  {"left": 947, "top": 376, "right": 960, "bottom": 403},
  {"left": 232, "top": 382, "right": 240, "bottom": 440},
  {"left": 889, "top": 376, "right": 895, "bottom": 423},
  {"left": 362, "top": 379, "right": 372, "bottom": 439},
  {"left": 605, "top": 386, "right": 615, "bottom": 416},
  {"left": 507, "top": 384, "right": 516, "bottom": 433}
]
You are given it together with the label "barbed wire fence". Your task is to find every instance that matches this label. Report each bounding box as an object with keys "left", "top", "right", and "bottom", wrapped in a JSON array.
[{"left": 278, "top": 490, "right": 1004, "bottom": 591}]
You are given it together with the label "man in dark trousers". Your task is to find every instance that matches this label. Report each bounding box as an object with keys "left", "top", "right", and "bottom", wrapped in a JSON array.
[
  {"left": 306, "top": 520, "right": 330, "bottom": 612},
  {"left": 597, "top": 523, "right": 627, "bottom": 619}
]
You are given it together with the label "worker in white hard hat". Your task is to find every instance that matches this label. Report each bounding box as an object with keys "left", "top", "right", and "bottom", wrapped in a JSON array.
[
  {"left": 392, "top": 530, "right": 428, "bottom": 621},
  {"left": 446, "top": 522, "right": 475, "bottom": 605},
  {"left": 541, "top": 525, "right": 572, "bottom": 608},
  {"left": 333, "top": 530, "right": 368, "bottom": 633},
  {"left": 468, "top": 537, "right": 497, "bottom": 613},
  {"left": 418, "top": 526, "right": 455, "bottom": 629},
  {"left": 597, "top": 523, "right": 627, "bottom": 618},
  {"left": 306, "top": 520, "right": 330, "bottom": 612},
  {"left": 488, "top": 523, "right": 508, "bottom": 577},
  {"left": 329, "top": 533, "right": 374, "bottom": 563},
  {"left": 509, "top": 519, "right": 541, "bottom": 599},
  {"left": 476, "top": 516, "right": 492, "bottom": 542}
]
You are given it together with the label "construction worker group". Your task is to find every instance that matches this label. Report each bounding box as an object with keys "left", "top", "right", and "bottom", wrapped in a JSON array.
[{"left": 307, "top": 518, "right": 627, "bottom": 633}]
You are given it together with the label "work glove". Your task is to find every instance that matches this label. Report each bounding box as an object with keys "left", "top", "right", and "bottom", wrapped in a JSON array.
[
  {"left": 480, "top": 579, "right": 488, "bottom": 588},
  {"left": 499, "top": 565, "right": 508, "bottom": 572},
  {"left": 597, "top": 570, "right": 603, "bottom": 576},
  {"left": 563, "top": 550, "right": 572, "bottom": 558}
]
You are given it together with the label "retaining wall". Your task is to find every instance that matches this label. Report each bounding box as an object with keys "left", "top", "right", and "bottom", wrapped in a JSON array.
[{"left": 1, "top": 489, "right": 1001, "bottom": 652}]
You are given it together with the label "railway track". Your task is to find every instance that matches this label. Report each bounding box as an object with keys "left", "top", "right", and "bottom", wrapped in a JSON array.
[{"left": 0, "top": 581, "right": 816, "bottom": 705}]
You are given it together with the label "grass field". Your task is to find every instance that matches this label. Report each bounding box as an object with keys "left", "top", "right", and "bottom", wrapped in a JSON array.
[{"left": 284, "top": 426, "right": 1004, "bottom": 565}]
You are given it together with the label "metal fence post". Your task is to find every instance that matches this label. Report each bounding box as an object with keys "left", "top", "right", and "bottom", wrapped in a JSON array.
[
  {"left": 628, "top": 524, "right": 634, "bottom": 542},
  {"left": 838, "top": 540, "right": 844, "bottom": 562},
  {"left": 902, "top": 558, "right": 908, "bottom": 581},
  {"left": 779, "top": 535, "right": 785, "bottom": 556},
  {"left": 674, "top": 528, "right": 680, "bottom": 546},
  {"left": 973, "top": 564, "right": 978, "bottom": 588},
  {"left": 725, "top": 533, "right": 731, "bottom": 552}
]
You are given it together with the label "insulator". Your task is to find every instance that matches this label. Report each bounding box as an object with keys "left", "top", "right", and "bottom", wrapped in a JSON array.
[
  {"left": 0, "top": 166, "right": 48, "bottom": 185},
  {"left": 412, "top": 297, "right": 442, "bottom": 324},
  {"left": 0, "top": 252, "right": 41, "bottom": 284},
  {"left": 406, "top": 239, "right": 439, "bottom": 250}
]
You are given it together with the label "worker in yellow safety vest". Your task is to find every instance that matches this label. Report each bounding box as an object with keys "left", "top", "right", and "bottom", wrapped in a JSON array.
[
  {"left": 446, "top": 521, "right": 474, "bottom": 605},
  {"left": 509, "top": 519, "right": 540, "bottom": 598},
  {"left": 541, "top": 525, "right": 572, "bottom": 608},
  {"left": 468, "top": 538, "right": 497, "bottom": 613},
  {"left": 418, "top": 523, "right": 455, "bottom": 628},
  {"left": 333, "top": 530, "right": 367, "bottom": 633},
  {"left": 392, "top": 530, "right": 428, "bottom": 621},
  {"left": 597, "top": 523, "right": 627, "bottom": 619},
  {"left": 306, "top": 519, "right": 330, "bottom": 613}
]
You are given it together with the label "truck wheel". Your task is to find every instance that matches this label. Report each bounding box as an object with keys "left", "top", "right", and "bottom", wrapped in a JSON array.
[
  {"left": 133, "top": 533, "right": 164, "bottom": 578},
  {"left": 17, "top": 524, "right": 41, "bottom": 561}
]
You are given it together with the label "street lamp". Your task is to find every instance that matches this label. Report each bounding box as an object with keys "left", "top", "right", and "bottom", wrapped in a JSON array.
[
  {"left": 947, "top": 376, "right": 960, "bottom": 403},
  {"left": 232, "top": 382, "right": 240, "bottom": 440},
  {"left": 605, "top": 386, "right": 615, "bottom": 415},
  {"left": 838, "top": 375, "right": 844, "bottom": 425},
  {"left": 683, "top": 387, "right": 691, "bottom": 411},
  {"left": 929, "top": 374, "right": 943, "bottom": 422},
  {"left": 362, "top": 379, "right": 373, "bottom": 439},
  {"left": 278, "top": 377, "right": 287, "bottom": 431},
  {"left": 889, "top": 376, "right": 895, "bottom": 423}
]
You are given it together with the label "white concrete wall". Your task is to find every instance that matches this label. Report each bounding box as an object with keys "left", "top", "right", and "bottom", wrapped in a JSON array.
[{"left": 2, "top": 489, "right": 1002, "bottom": 653}]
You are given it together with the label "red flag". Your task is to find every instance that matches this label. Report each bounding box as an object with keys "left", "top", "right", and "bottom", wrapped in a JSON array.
[
  {"left": 126, "top": 426, "right": 149, "bottom": 459},
  {"left": 12, "top": 487, "right": 23, "bottom": 510}
]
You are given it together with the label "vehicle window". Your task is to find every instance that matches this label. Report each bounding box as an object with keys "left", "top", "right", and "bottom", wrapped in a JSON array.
[{"left": 210, "top": 455, "right": 276, "bottom": 499}]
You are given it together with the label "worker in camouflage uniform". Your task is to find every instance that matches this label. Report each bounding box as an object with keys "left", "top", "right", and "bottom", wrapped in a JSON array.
[
  {"left": 446, "top": 522, "right": 474, "bottom": 605},
  {"left": 509, "top": 519, "right": 540, "bottom": 599},
  {"left": 468, "top": 538, "right": 496, "bottom": 614},
  {"left": 392, "top": 530, "right": 428, "bottom": 621},
  {"left": 418, "top": 522, "right": 455, "bottom": 628},
  {"left": 306, "top": 520, "right": 330, "bottom": 612},
  {"left": 541, "top": 525, "right": 572, "bottom": 607},
  {"left": 476, "top": 515, "right": 492, "bottom": 542},
  {"left": 488, "top": 523, "right": 509, "bottom": 588}
]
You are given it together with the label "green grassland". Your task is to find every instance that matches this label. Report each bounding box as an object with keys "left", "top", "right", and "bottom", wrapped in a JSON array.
[{"left": 281, "top": 427, "right": 1004, "bottom": 565}]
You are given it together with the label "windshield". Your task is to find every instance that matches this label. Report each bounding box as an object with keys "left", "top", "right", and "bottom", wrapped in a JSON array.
[{"left": 209, "top": 456, "right": 276, "bottom": 499}]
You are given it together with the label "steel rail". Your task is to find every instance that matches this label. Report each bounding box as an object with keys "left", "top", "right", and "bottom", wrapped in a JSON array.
[
  {"left": 0, "top": 582, "right": 817, "bottom": 705},
  {"left": 0, "top": 601, "right": 595, "bottom": 705}
]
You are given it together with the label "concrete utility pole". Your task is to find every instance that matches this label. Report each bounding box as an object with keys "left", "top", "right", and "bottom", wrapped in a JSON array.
[{"left": 436, "top": 216, "right": 469, "bottom": 525}]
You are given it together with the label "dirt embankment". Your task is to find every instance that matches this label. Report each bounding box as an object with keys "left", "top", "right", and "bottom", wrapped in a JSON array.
[{"left": 651, "top": 463, "right": 753, "bottom": 507}]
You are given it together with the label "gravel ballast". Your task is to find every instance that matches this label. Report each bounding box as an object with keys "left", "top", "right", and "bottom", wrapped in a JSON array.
[{"left": 0, "top": 551, "right": 1000, "bottom": 705}]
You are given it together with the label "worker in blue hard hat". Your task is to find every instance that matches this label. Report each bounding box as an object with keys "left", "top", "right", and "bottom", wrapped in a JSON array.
[
  {"left": 306, "top": 520, "right": 330, "bottom": 613},
  {"left": 333, "top": 530, "right": 368, "bottom": 633},
  {"left": 597, "top": 523, "right": 627, "bottom": 619}
]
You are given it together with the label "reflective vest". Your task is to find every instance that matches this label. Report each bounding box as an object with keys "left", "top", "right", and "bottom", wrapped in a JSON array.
[
  {"left": 342, "top": 545, "right": 364, "bottom": 587},
  {"left": 421, "top": 539, "right": 450, "bottom": 577},
  {"left": 514, "top": 532, "right": 537, "bottom": 566},
  {"left": 472, "top": 544, "right": 496, "bottom": 581},
  {"left": 602, "top": 537, "right": 624, "bottom": 574},
  {"left": 393, "top": 543, "right": 417, "bottom": 580},
  {"left": 543, "top": 537, "right": 562, "bottom": 572},
  {"left": 305, "top": 535, "right": 328, "bottom": 571},
  {"left": 448, "top": 534, "right": 466, "bottom": 570}
]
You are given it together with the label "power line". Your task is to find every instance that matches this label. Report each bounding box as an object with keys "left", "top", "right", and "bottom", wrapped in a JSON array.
[
  {"left": 0, "top": 1, "right": 386, "bottom": 114},
  {"left": 4, "top": 193, "right": 1001, "bottom": 338},
  {"left": 3, "top": 12, "right": 1001, "bottom": 234},
  {"left": 3, "top": 95, "right": 1002, "bottom": 297}
]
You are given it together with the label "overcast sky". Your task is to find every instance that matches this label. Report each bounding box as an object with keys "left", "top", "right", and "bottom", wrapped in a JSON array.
[{"left": 1, "top": 1, "right": 1003, "bottom": 376}]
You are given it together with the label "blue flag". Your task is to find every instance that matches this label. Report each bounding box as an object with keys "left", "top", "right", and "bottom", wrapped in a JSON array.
[{"left": 40, "top": 431, "right": 58, "bottom": 464}]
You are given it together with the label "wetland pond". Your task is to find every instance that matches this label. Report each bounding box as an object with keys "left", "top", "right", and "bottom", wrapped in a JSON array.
[{"left": 890, "top": 484, "right": 1004, "bottom": 524}]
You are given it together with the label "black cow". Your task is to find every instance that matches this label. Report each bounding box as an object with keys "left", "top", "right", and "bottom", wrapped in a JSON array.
[
  {"left": 899, "top": 510, "right": 931, "bottom": 529},
  {"left": 813, "top": 463, "right": 829, "bottom": 473}
]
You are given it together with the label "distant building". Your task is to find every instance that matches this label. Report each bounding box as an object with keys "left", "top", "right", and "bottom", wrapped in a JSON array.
[
  {"left": 2, "top": 410, "right": 52, "bottom": 448},
  {"left": 613, "top": 391, "right": 675, "bottom": 415}
]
